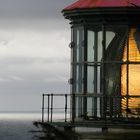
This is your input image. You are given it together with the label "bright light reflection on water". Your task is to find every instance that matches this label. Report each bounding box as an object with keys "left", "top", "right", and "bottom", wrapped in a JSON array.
[
  {"left": 0, "top": 112, "right": 41, "bottom": 121},
  {"left": 0, "top": 112, "right": 69, "bottom": 122}
]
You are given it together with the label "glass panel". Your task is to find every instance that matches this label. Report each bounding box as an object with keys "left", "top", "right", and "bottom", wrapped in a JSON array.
[
  {"left": 97, "top": 98, "right": 101, "bottom": 117},
  {"left": 121, "top": 64, "right": 140, "bottom": 115},
  {"left": 79, "top": 28, "right": 84, "bottom": 93},
  {"left": 106, "top": 31, "right": 115, "bottom": 48},
  {"left": 73, "top": 26, "right": 84, "bottom": 93},
  {"left": 97, "top": 66, "right": 101, "bottom": 93},
  {"left": 102, "top": 25, "right": 128, "bottom": 117},
  {"left": 75, "top": 97, "right": 79, "bottom": 118},
  {"left": 87, "top": 66, "right": 94, "bottom": 93},
  {"left": 97, "top": 30, "right": 115, "bottom": 61},
  {"left": 72, "top": 26, "right": 85, "bottom": 120},
  {"left": 76, "top": 29, "right": 80, "bottom": 62},
  {"left": 121, "top": 27, "right": 140, "bottom": 117},
  {"left": 87, "top": 30, "right": 94, "bottom": 61},
  {"left": 98, "top": 31, "right": 103, "bottom": 61},
  {"left": 129, "top": 65, "right": 140, "bottom": 111},
  {"left": 128, "top": 28, "right": 140, "bottom": 62},
  {"left": 70, "top": 28, "right": 74, "bottom": 93},
  {"left": 75, "top": 96, "right": 83, "bottom": 118},
  {"left": 87, "top": 97, "right": 93, "bottom": 116},
  {"left": 76, "top": 65, "right": 79, "bottom": 93}
]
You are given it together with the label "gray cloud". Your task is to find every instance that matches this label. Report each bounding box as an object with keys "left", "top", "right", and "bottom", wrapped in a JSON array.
[
  {"left": 0, "top": 0, "right": 75, "bottom": 32},
  {"left": 0, "top": 18, "right": 70, "bottom": 33},
  {"left": 0, "top": 0, "right": 74, "bottom": 111},
  {"left": 0, "top": 0, "right": 76, "bottom": 19},
  {"left": 0, "top": 56, "right": 69, "bottom": 66}
]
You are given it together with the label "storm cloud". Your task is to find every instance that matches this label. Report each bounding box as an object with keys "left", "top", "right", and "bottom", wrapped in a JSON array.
[
  {"left": 0, "top": 0, "right": 76, "bottom": 111},
  {"left": 0, "top": 0, "right": 75, "bottom": 19}
]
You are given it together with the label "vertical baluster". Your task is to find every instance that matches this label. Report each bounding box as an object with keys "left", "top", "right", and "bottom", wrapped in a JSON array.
[
  {"left": 42, "top": 94, "right": 45, "bottom": 123},
  {"left": 51, "top": 94, "right": 53, "bottom": 123},
  {"left": 47, "top": 95, "right": 50, "bottom": 122},
  {"left": 65, "top": 94, "right": 68, "bottom": 122}
]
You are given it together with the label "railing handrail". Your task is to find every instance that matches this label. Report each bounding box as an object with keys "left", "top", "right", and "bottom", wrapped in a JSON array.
[
  {"left": 43, "top": 93, "right": 140, "bottom": 97},
  {"left": 41, "top": 93, "right": 140, "bottom": 123}
]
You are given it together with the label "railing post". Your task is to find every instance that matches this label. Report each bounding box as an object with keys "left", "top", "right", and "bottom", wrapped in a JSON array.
[
  {"left": 72, "top": 93, "right": 75, "bottom": 124},
  {"left": 65, "top": 94, "right": 68, "bottom": 122},
  {"left": 50, "top": 93, "right": 53, "bottom": 123},
  {"left": 42, "top": 94, "right": 45, "bottom": 123},
  {"left": 47, "top": 94, "right": 50, "bottom": 122}
]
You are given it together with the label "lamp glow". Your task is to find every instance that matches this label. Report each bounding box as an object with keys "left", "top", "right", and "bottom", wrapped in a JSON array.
[{"left": 121, "top": 28, "right": 140, "bottom": 116}]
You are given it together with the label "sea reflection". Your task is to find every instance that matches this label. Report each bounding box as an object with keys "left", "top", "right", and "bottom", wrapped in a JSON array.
[{"left": 0, "top": 112, "right": 41, "bottom": 121}]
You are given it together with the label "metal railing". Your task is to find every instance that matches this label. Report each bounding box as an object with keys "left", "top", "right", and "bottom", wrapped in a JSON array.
[
  {"left": 41, "top": 93, "right": 140, "bottom": 123},
  {"left": 42, "top": 94, "right": 70, "bottom": 123}
]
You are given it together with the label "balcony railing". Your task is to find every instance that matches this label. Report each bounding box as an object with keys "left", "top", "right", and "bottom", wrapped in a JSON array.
[{"left": 41, "top": 93, "right": 140, "bottom": 123}]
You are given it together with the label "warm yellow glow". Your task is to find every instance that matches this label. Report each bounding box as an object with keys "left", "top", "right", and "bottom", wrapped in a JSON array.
[
  {"left": 121, "top": 28, "right": 140, "bottom": 116},
  {"left": 123, "top": 29, "right": 140, "bottom": 62}
]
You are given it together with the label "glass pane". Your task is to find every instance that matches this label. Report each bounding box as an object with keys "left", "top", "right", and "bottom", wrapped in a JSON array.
[
  {"left": 76, "top": 29, "right": 80, "bottom": 62},
  {"left": 129, "top": 65, "right": 140, "bottom": 111},
  {"left": 73, "top": 26, "right": 84, "bottom": 93},
  {"left": 87, "top": 97, "right": 93, "bottom": 116},
  {"left": 87, "top": 30, "right": 94, "bottom": 61},
  {"left": 75, "top": 65, "right": 83, "bottom": 93},
  {"left": 75, "top": 97, "right": 79, "bottom": 117},
  {"left": 97, "top": 66, "right": 101, "bottom": 93},
  {"left": 106, "top": 31, "right": 115, "bottom": 48},
  {"left": 97, "top": 98, "right": 101, "bottom": 117},
  {"left": 76, "top": 27, "right": 84, "bottom": 63},
  {"left": 129, "top": 28, "right": 140, "bottom": 61},
  {"left": 75, "top": 97, "right": 83, "bottom": 118},
  {"left": 76, "top": 65, "right": 79, "bottom": 92},
  {"left": 121, "top": 65, "right": 140, "bottom": 114},
  {"left": 87, "top": 66, "right": 94, "bottom": 93},
  {"left": 98, "top": 31, "right": 103, "bottom": 61},
  {"left": 121, "top": 27, "right": 140, "bottom": 116}
]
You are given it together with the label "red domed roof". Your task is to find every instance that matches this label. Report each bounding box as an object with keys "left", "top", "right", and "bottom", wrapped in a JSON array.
[{"left": 64, "top": 0, "right": 140, "bottom": 11}]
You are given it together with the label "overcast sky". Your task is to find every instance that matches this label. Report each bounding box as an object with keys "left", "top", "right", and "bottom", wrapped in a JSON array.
[{"left": 0, "top": 0, "right": 76, "bottom": 112}]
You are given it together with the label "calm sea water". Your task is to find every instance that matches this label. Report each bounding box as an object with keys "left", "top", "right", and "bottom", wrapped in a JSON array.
[
  {"left": 0, "top": 112, "right": 68, "bottom": 140},
  {"left": 0, "top": 112, "right": 42, "bottom": 140},
  {"left": 0, "top": 112, "right": 140, "bottom": 140}
]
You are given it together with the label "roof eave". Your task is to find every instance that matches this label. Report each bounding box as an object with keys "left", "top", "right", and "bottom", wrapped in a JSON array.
[{"left": 62, "top": 7, "right": 140, "bottom": 20}]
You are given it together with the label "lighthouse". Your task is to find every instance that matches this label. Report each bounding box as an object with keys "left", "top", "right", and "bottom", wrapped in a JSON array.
[{"left": 62, "top": 0, "right": 140, "bottom": 122}]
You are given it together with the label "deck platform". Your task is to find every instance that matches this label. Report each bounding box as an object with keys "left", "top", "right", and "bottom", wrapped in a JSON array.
[
  {"left": 42, "top": 119, "right": 140, "bottom": 129},
  {"left": 36, "top": 120, "right": 140, "bottom": 140}
]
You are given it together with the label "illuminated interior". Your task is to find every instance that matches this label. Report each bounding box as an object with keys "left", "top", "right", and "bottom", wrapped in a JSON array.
[{"left": 121, "top": 28, "right": 140, "bottom": 116}]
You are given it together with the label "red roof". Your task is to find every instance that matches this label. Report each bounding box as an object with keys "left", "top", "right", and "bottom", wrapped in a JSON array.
[{"left": 64, "top": 0, "right": 140, "bottom": 11}]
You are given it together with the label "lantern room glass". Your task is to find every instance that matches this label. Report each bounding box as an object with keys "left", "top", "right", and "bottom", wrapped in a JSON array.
[{"left": 71, "top": 24, "right": 140, "bottom": 120}]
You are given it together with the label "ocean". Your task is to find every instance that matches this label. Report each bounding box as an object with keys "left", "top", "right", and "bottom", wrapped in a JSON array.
[
  {"left": 0, "top": 112, "right": 140, "bottom": 140},
  {"left": 0, "top": 112, "right": 70, "bottom": 140},
  {"left": 0, "top": 112, "right": 41, "bottom": 140}
]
